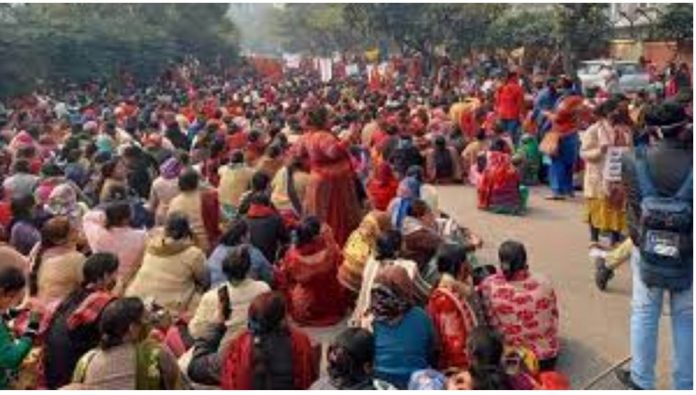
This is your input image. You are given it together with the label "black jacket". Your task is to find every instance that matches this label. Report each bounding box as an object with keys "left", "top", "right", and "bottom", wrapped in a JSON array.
[
  {"left": 622, "top": 139, "right": 693, "bottom": 246},
  {"left": 244, "top": 211, "right": 289, "bottom": 262},
  {"left": 188, "top": 323, "right": 225, "bottom": 386}
]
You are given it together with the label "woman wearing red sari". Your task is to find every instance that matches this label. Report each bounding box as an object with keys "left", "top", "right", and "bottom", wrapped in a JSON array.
[
  {"left": 426, "top": 244, "right": 482, "bottom": 372},
  {"left": 296, "top": 106, "right": 362, "bottom": 246},
  {"left": 366, "top": 162, "right": 399, "bottom": 211},
  {"left": 276, "top": 217, "right": 347, "bottom": 327},
  {"left": 477, "top": 139, "right": 525, "bottom": 215}
]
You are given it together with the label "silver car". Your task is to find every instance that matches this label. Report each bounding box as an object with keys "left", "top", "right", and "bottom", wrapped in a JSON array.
[{"left": 578, "top": 60, "right": 651, "bottom": 95}]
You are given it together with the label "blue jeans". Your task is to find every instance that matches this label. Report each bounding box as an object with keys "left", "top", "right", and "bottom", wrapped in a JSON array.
[
  {"left": 549, "top": 133, "right": 578, "bottom": 196},
  {"left": 630, "top": 249, "right": 693, "bottom": 390},
  {"left": 500, "top": 119, "right": 521, "bottom": 146}
]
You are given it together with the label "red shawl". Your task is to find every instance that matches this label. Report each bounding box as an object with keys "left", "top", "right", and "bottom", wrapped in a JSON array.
[
  {"left": 200, "top": 189, "right": 221, "bottom": 250},
  {"left": 226, "top": 132, "right": 247, "bottom": 152},
  {"left": 221, "top": 328, "right": 318, "bottom": 390},
  {"left": 366, "top": 163, "right": 399, "bottom": 211},
  {"left": 276, "top": 232, "right": 347, "bottom": 327},
  {"left": 426, "top": 287, "right": 478, "bottom": 371},
  {"left": 477, "top": 151, "right": 520, "bottom": 209},
  {"left": 246, "top": 203, "right": 277, "bottom": 219},
  {"left": 552, "top": 95, "right": 590, "bottom": 136}
]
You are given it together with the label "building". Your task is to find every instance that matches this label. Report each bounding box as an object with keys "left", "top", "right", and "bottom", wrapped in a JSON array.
[{"left": 609, "top": 3, "right": 664, "bottom": 40}]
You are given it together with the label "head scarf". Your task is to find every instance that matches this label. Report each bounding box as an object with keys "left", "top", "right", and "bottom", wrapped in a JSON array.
[
  {"left": 45, "top": 183, "right": 79, "bottom": 219},
  {"left": 159, "top": 157, "right": 183, "bottom": 180},
  {"left": 393, "top": 176, "right": 421, "bottom": 229},
  {"left": 370, "top": 265, "right": 416, "bottom": 323}
]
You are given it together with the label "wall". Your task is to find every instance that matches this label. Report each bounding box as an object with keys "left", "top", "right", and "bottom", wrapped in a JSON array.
[
  {"left": 609, "top": 40, "right": 693, "bottom": 71},
  {"left": 642, "top": 40, "right": 692, "bottom": 70}
]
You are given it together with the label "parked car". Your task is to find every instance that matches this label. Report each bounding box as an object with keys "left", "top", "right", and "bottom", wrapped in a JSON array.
[{"left": 577, "top": 60, "right": 651, "bottom": 95}]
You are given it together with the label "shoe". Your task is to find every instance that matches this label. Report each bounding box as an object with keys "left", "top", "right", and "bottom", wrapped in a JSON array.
[
  {"left": 594, "top": 259, "right": 614, "bottom": 291},
  {"left": 615, "top": 369, "right": 643, "bottom": 390},
  {"left": 545, "top": 194, "right": 566, "bottom": 201},
  {"left": 588, "top": 241, "right": 606, "bottom": 250}
]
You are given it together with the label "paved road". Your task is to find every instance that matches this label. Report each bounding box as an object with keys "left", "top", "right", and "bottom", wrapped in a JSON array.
[
  {"left": 436, "top": 184, "right": 672, "bottom": 390},
  {"left": 303, "top": 184, "right": 673, "bottom": 390}
]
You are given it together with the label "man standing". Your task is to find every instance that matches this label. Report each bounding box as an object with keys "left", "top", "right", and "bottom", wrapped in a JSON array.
[
  {"left": 616, "top": 102, "right": 693, "bottom": 390},
  {"left": 495, "top": 71, "right": 524, "bottom": 146}
]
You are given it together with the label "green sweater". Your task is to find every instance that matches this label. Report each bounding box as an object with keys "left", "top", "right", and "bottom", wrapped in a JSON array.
[{"left": 0, "top": 318, "right": 32, "bottom": 389}]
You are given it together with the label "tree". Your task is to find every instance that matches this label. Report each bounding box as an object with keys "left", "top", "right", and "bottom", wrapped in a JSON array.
[
  {"left": 656, "top": 3, "right": 692, "bottom": 51},
  {"left": 551, "top": 4, "right": 612, "bottom": 75},
  {"left": 342, "top": 4, "right": 506, "bottom": 73},
  {"left": 486, "top": 9, "right": 556, "bottom": 51},
  {"left": 0, "top": 4, "right": 241, "bottom": 97},
  {"left": 273, "top": 4, "right": 365, "bottom": 56},
  {"left": 228, "top": 4, "right": 284, "bottom": 56}
]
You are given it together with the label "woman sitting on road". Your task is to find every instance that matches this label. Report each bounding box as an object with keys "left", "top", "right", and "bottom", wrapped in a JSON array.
[
  {"left": 276, "top": 216, "right": 347, "bottom": 327},
  {"left": 125, "top": 213, "right": 208, "bottom": 315},
  {"left": 477, "top": 139, "right": 527, "bottom": 215},
  {"left": 426, "top": 243, "right": 482, "bottom": 372},
  {"left": 29, "top": 215, "right": 85, "bottom": 307},
  {"left": 370, "top": 265, "right": 438, "bottom": 390},
  {"left": 43, "top": 253, "right": 119, "bottom": 389},
  {"left": 72, "top": 297, "right": 187, "bottom": 390},
  {"left": 338, "top": 210, "right": 391, "bottom": 296},
  {"left": 220, "top": 292, "right": 318, "bottom": 390},
  {"left": 310, "top": 327, "right": 376, "bottom": 390},
  {"left": 206, "top": 219, "right": 274, "bottom": 288},
  {"left": 425, "top": 135, "right": 462, "bottom": 184},
  {"left": 82, "top": 198, "right": 147, "bottom": 295},
  {"left": 478, "top": 241, "right": 560, "bottom": 371}
]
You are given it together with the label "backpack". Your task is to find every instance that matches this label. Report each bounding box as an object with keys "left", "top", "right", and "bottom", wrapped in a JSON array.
[{"left": 635, "top": 149, "right": 693, "bottom": 291}]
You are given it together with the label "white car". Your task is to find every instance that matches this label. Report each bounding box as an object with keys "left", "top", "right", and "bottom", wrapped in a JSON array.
[{"left": 577, "top": 60, "right": 651, "bottom": 95}]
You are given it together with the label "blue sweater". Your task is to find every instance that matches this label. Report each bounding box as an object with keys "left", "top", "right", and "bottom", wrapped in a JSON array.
[
  {"left": 373, "top": 307, "right": 436, "bottom": 389},
  {"left": 206, "top": 244, "right": 274, "bottom": 287}
]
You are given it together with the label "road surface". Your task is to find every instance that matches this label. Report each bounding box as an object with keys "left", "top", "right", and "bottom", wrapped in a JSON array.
[{"left": 302, "top": 184, "right": 673, "bottom": 390}]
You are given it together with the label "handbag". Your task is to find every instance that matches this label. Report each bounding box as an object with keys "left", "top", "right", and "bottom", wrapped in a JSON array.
[{"left": 539, "top": 131, "right": 561, "bottom": 157}]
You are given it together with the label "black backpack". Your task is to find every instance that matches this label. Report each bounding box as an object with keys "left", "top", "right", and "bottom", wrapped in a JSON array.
[{"left": 634, "top": 149, "right": 693, "bottom": 291}]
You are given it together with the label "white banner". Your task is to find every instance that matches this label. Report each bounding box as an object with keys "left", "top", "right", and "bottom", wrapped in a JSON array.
[{"left": 603, "top": 146, "right": 629, "bottom": 182}]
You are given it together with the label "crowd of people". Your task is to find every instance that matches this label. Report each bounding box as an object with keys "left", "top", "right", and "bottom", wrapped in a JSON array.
[{"left": 0, "top": 52, "right": 691, "bottom": 390}]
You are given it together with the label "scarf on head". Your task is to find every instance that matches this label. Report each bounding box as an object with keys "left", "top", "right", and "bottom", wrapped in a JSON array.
[
  {"left": 45, "top": 183, "right": 79, "bottom": 219},
  {"left": 370, "top": 284, "right": 412, "bottom": 324},
  {"left": 370, "top": 265, "right": 416, "bottom": 324},
  {"left": 393, "top": 176, "right": 421, "bottom": 229},
  {"left": 159, "top": 157, "right": 182, "bottom": 180}
]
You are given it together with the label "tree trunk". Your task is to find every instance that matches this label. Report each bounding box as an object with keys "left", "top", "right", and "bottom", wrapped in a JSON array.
[{"left": 561, "top": 40, "right": 575, "bottom": 76}]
